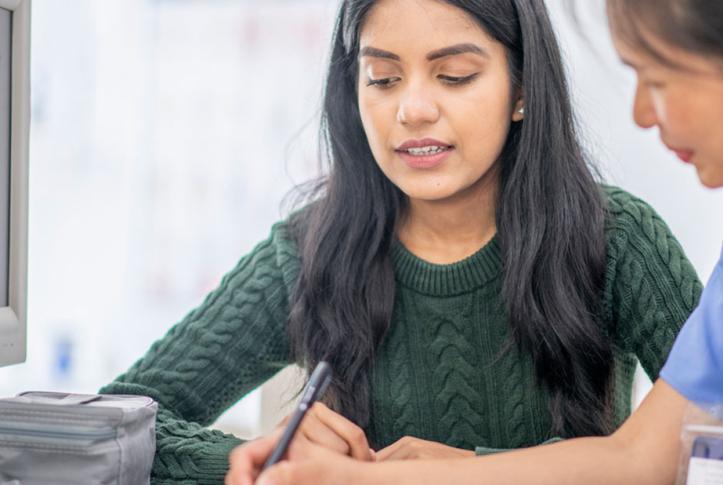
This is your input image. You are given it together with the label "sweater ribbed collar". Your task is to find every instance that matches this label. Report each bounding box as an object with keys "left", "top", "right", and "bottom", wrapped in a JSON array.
[{"left": 391, "top": 236, "right": 502, "bottom": 296}]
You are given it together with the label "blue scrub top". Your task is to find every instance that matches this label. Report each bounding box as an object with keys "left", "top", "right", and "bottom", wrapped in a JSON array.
[{"left": 661, "top": 245, "right": 723, "bottom": 404}]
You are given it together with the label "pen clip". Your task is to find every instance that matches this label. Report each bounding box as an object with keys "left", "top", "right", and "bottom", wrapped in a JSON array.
[{"left": 301, "top": 361, "right": 332, "bottom": 405}]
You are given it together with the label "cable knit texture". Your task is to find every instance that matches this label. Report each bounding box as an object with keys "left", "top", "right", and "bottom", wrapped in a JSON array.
[{"left": 100, "top": 186, "right": 702, "bottom": 483}]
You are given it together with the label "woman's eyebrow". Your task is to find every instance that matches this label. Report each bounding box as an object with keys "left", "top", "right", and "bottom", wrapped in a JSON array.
[
  {"left": 359, "top": 43, "right": 488, "bottom": 62},
  {"left": 359, "top": 46, "right": 401, "bottom": 61},
  {"left": 426, "top": 43, "right": 488, "bottom": 61}
]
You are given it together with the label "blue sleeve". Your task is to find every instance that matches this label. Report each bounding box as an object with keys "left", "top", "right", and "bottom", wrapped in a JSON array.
[{"left": 661, "top": 245, "right": 723, "bottom": 404}]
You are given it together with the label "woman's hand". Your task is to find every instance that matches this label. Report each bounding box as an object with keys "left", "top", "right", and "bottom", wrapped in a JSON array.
[
  {"left": 226, "top": 402, "right": 373, "bottom": 485},
  {"left": 226, "top": 430, "right": 364, "bottom": 485},
  {"left": 274, "top": 402, "right": 374, "bottom": 461},
  {"left": 376, "top": 436, "right": 475, "bottom": 461},
  {"left": 226, "top": 430, "right": 280, "bottom": 485}
]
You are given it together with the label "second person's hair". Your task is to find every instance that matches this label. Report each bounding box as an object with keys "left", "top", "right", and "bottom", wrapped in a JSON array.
[{"left": 607, "top": 0, "right": 723, "bottom": 68}]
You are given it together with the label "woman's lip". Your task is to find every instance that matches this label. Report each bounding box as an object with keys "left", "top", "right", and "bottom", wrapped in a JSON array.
[
  {"left": 397, "top": 138, "right": 451, "bottom": 150},
  {"left": 672, "top": 149, "right": 694, "bottom": 163},
  {"left": 396, "top": 147, "right": 454, "bottom": 169},
  {"left": 663, "top": 140, "right": 695, "bottom": 163}
]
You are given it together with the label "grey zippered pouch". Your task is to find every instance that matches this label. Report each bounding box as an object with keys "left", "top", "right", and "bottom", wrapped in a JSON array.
[{"left": 0, "top": 391, "right": 157, "bottom": 485}]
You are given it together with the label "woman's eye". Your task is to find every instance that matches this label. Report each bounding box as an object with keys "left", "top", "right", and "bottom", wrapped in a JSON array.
[
  {"left": 367, "top": 77, "right": 400, "bottom": 89},
  {"left": 438, "top": 73, "right": 479, "bottom": 85},
  {"left": 643, "top": 79, "right": 666, "bottom": 89}
]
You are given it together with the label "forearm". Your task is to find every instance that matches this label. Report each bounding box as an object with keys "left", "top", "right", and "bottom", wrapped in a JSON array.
[{"left": 360, "top": 434, "right": 674, "bottom": 485}]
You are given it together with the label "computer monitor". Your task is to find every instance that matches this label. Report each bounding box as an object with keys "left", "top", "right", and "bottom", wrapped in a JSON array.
[{"left": 0, "top": 0, "right": 29, "bottom": 367}]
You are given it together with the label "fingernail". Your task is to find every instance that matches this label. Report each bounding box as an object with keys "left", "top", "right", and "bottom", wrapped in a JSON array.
[{"left": 257, "top": 477, "right": 275, "bottom": 485}]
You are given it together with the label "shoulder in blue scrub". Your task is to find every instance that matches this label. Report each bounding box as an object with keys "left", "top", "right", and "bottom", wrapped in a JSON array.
[{"left": 661, "top": 244, "right": 723, "bottom": 404}]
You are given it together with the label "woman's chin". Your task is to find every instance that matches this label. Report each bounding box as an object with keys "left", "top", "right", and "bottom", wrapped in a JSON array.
[
  {"left": 399, "top": 185, "right": 461, "bottom": 203},
  {"left": 694, "top": 164, "right": 723, "bottom": 189}
]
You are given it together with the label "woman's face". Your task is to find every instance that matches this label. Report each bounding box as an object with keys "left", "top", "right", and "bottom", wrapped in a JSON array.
[
  {"left": 612, "top": 32, "right": 723, "bottom": 189},
  {"left": 356, "top": 0, "right": 523, "bottom": 203}
]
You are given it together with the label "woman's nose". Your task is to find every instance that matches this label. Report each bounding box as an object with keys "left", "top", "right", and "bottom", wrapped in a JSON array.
[
  {"left": 396, "top": 84, "right": 440, "bottom": 127},
  {"left": 632, "top": 82, "right": 658, "bottom": 129}
]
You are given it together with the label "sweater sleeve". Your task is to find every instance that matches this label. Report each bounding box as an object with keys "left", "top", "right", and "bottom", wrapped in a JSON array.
[
  {"left": 99, "top": 222, "right": 300, "bottom": 484},
  {"left": 603, "top": 187, "right": 703, "bottom": 379}
]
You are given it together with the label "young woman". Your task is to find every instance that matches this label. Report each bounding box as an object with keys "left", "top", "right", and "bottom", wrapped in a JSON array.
[
  {"left": 226, "top": 0, "right": 723, "bottom": 484},
  {"left": 100, "top": 0, "right": 699, "bottom": 483}
]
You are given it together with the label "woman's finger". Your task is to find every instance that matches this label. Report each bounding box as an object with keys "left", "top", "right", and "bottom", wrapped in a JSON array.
[
  {"left": 298, "top": 411, "right": 351, "bottom": 455},
  {"left": 310, "top": 402, "right": 373, "bottom": 461},
  {"left": 375, "top": 437, "right": 411, "bottom": 462}
]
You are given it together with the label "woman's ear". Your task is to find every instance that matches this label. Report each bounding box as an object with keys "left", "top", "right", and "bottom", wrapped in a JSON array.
[{"left": 512, "top": 98, "right": 525, "bottom": 122}]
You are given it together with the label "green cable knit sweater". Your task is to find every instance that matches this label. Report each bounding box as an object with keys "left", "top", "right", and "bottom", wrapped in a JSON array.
[{"left": 100, "top": 186, "right": 702, "bottom": 484}]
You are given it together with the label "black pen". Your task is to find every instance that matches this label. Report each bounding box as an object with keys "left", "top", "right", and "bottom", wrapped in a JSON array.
[{"left": 262, "top": 361, "right": 333, "bottom": 470}]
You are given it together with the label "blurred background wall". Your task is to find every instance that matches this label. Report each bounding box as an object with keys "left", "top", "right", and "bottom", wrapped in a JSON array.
[{"left": 0, "top": 0, "right": 721, "bottom": 439}]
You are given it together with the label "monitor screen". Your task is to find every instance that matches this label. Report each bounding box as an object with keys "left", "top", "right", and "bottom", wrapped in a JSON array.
[
  {"left": 0, "top": 0, "right": 29, "bottom": 368},
  {"left": 0, "top": 6, "right": 11, "bottom": 309}
]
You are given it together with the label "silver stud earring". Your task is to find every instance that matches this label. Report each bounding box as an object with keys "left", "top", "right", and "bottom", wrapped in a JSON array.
[{"left": 518, "top": 106, "right": 525, "bottom": 115}]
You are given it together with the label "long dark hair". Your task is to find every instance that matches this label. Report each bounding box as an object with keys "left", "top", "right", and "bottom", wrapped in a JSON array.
[
  {"left": 287, "top": 0, "right": 612, "bottom": 439},
  {"left": 606, "top": 0, "right": 723, "bottom": 67}
]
